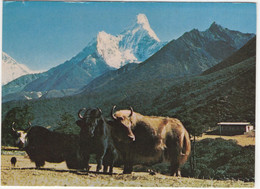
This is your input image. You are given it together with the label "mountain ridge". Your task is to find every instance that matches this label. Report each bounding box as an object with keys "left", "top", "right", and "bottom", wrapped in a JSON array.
[
  {"left": 79, "top": 22, "right": 255, "bottom": 95},
  {"left": 201, "top": 36, "right": 256, "bottom": 75},
  {"left": 2, "top": 21, "right": 255, "bottom": 102},
  {"left": 2, "top": 52, "right": 40, "bottom": 85},
  {"left": 3, "top": 14, "right": 166, "bottom": 100}
]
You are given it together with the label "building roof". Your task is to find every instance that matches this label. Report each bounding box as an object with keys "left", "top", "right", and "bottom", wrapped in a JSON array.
[{"left": 218, "top": 122, "right": 251, "bottom": 126}]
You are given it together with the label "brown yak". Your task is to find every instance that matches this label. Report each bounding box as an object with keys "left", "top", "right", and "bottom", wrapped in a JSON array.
[{"left": 110, "top": 105, "right": 191, "bottom": 176}]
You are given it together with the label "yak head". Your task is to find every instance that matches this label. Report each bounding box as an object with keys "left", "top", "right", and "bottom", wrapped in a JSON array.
[
  {"left": 76, "top": 108, "right": 103, "bottom": 138},
  {"left": 11, "top": 122, "right": 31, "bottom": 148},
  {"left": 110, "top": 105, "right": 136, "bottom": 142}
]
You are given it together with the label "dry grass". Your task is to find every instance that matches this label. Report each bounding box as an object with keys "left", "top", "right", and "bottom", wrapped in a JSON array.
[
  {"left": 1, "top": 154, "right": 254, "bottom": 187},
  {"left": 1, "top": 133, "right": 255, "bottom": 187},
  {"left": 196, "top": 133, "right": 255, "bottom": 146}
]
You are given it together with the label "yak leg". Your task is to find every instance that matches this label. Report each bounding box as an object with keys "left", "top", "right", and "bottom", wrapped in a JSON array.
[
  {"left": 102, "top": 158, "right": 109, "bottom": 173},
  {"left": 177, "top": 169, "right": 181, "bottom": 177},
  {"left": 123, "top": 161, "right": 133, "bottom": 174},
  {"left": 96, "top": 154, "right": 104, "bottom": 172},
  {"left": 82, "top": 151, "right": 90, "bottom": 171},
  {"left": 103, "top": 148, "right": 117, "bottom": 175},
  {"left": 102, "top": 155, "right": 109, "bottom": 173},
  {"left": 122, "top": 152, "right": 133, "bottom": 174},
  {"left": 102, "top": 162, "right": 113, "bottom": 174},
  {"left": 28, "top": 151, "right": 45, "bottom": 169},
  {"left": 168, "top": 138, "right": 181, "bottom": 176},
  {"left": 109, "top": 165, "right": 113, "bottom": 175},
  {"left": 108, "top": 158, "right": 115, "bottom": 175},
  {"left": 103, "top": 165, "right": 108, "bottom": 173},
  {"left": 35, "top": 160, "right": 45, "bottom": 169},
  {"left": 170, "top": 160, "right": 180, "bottom": 176},
  {"left": 169, "top": 145, "right": 180, "bottom": 176},
  {"left": 109, "top": 156, "right": 116, "bottom": 175},
  {"left": 108, "top": 149, "right": 118, "bottom": 175},
  {"left": 102, "top": 164, "right": 113, "bottom": 174},
  {"left": 102, "top": 152, "right": 109, "bottom": 173}
]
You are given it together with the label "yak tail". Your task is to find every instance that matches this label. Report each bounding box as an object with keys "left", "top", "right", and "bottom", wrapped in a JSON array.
[{"left": 180, "top": 129, "right": 191, "bottom": 165}]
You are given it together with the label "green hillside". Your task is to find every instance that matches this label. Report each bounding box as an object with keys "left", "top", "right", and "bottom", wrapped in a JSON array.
[
  {"left": 202, "top": 36, "right": 256, "bottom": 75},
  {"left": 2, "top": 36, "right": 256, "bottom": 143}
]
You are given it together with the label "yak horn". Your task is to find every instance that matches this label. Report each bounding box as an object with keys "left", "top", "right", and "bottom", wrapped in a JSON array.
[
  {"left": 97, "top": 108, "right": 102, "bottom": 117},
  {"left": 78, "top": 108, "right": 87, "bottom": 119},
  {"left": 129, "top": 106, "right": 133, "bottom": 117},
  {"left": 11, "top": 122, "right": 16, "bottom": 132},
  {"left": 26, "top": 122, "right": 32, "bottom": 133},
  {"left": 111, "top": 105, "right": 117, "bottom": 120}
]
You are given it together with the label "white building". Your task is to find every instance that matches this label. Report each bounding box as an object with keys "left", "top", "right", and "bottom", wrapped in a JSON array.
[{"left": 217, "top": 122, "right": 254, "bottom": 135}]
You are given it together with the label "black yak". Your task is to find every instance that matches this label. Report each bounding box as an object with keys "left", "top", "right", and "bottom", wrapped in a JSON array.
[
  {"left": 76, "top": 108, "right": 118, "bottom": 174},
  {"left": 11, "top": 123, "right": 83, "bottom": 169}
]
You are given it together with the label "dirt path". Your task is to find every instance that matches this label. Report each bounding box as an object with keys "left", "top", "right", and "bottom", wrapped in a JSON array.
[{"left": 1, "top": 154, "right": 254, "bottom": 187}]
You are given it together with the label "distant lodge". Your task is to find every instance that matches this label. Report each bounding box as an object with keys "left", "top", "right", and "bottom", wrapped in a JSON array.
[{"left": 218, "top": 122, "right": 254, "bottom": 135}]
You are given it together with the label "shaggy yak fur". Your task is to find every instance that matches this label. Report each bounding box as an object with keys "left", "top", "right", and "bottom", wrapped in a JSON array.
[
  {"left": 76, "top": 108, "right": 118, "bottom": 174},
  {"left": 12, "top": 123, "right": 82, "bottom": 169},
  {"left": 110, "top": 106, "right": 191, "bottom": 176}
]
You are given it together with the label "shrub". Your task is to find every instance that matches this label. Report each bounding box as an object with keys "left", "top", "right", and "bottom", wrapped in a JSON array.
[{"left": 182, "top": 138, "right": 255, "bottom": 181}]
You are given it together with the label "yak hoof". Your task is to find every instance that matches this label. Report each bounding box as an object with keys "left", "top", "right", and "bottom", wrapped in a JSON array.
[
  {"left": 123, "top": 170, "right": 132, "bottom": 174},
  {"left": 172, "top": 170, "right": 181, "bottom": 177}
]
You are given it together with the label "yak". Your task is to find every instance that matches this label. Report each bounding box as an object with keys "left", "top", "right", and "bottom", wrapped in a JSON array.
[
  {"left": 110, "top": 106, "right": 191, "bottom": 176},
  {"left": 11, "top": 123, "right": 83, "bottom": 169},
  {"left": 76, "top": 108, "right": 118, "bottom": 174}
]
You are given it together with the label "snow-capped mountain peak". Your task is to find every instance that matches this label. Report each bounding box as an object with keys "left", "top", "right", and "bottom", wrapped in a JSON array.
[
  {"left": 136, "top": 14, "right": 160, "bottom": 42},
  {"left": 137, "top": 13, "right": 149, "bottom": 25},
  {"left": 95, "top": 14, "right": 164, "bottom": 69},
  {"left": 2, "top": 52, "right": 35, "bottom": 85},
  {"left": 2, "top": 13, "right": 166, "bottom": 101},
  {"left": 96, "top": 31, "right": 138, "bottom": 69}
]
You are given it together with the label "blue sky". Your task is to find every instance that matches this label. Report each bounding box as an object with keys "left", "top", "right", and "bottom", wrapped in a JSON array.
[{"left": 2, "top": 1, "right": 256, "bottom": 71}]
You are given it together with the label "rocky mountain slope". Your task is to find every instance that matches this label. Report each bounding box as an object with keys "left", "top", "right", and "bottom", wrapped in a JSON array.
[
  {"left": 123, "top": 22, "right": 254, "bottom": 80},
  {"left": 202, "top": 36, "right": 256, "bottom": 75},
  {"left": 80, "top": 22, "right": 254, "bottom": 95},
  {"left": 150, "top": 36, "right": 256, "bottom": 132}
]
